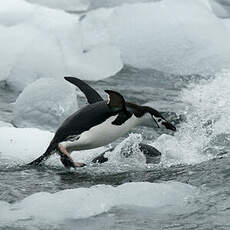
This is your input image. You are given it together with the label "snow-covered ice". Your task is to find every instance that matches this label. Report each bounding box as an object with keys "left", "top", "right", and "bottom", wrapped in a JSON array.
[
  {"left": 0, "top": 126, "right": 106, "bottom": 165},
  {"left": 82, "top": 0, "right": 230, "bottom": 75},
  {"left": 0, "top": 0, "right": 122, "bottom": 92},
  {"left": 0, "top": 181, "right": 197, "bottom": 225},
  {"left": 0, "top": 0, "right": 230, "bottom": 92},
  {"left": 13, "top": 78, "right": 78, "bottom": 131},
  {"left": 0, "top": 126, "right": 53, "bottom": 164}
]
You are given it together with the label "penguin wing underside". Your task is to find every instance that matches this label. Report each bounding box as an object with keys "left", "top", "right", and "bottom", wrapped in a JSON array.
[{"left": 64, "top": 76, "right": 103, "bottom": 104}]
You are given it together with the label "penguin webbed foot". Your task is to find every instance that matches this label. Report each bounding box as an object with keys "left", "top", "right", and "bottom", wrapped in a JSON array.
[{"left": 58, "top": 144, "right": 86, "bottom": 168}]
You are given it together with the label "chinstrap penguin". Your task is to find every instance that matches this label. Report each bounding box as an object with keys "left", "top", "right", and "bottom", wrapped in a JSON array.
[{"left": 28, "top": 77, "right": 176, "bottom": 168}]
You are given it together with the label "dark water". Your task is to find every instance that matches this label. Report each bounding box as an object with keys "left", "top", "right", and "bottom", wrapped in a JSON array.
[{"left": 0, "top": 66, "right": 230, "bottom": 229}]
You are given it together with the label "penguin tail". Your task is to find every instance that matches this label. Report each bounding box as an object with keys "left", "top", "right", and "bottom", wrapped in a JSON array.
[{"left": 27, "top": 140, "right": 57, "bottom": 166}]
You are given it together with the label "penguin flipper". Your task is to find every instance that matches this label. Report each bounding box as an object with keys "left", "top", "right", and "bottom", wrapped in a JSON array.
[{"left": 64, "top": 76, "right": 103, "bottom": 104}]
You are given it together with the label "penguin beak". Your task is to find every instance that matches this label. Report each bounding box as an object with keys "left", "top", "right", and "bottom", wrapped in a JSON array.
[{"left": 162, "top": 121, "right": 176, "bottom": 131}]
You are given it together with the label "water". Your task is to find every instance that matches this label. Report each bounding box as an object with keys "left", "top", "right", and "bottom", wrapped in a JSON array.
[{"left": 1, "top": 66, "right": 230, "bottom": 229}]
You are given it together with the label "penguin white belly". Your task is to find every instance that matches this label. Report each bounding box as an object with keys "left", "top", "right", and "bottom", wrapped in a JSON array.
[{"left": 62, "top": 115, "right": 140, "bottom": 151}]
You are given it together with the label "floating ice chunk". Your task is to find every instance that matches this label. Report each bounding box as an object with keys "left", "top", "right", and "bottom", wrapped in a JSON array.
[
  {"left": 0, "top": 0, "right": 122, "bottom": 92},
  {"left": 0, "top": 0, "right": 34, "bottom": 26},
  {"left": 80, "top": 8, "right": 114, "bottom": 51},
  {"left": 70, "top": 45, "right": 122, "bottom": 81},
  {"left": 26, "top": 0, "right": 89, "bottom": 12},
  {"left": 0, "top": 120, "right": 13, "bottom": 127},
  {"left": 13, "top": 78, "right": 78, "bottom": 131},
  {"left": 84, "top": 0, "right": 230, "bottom": 75},
  {"left": 0, "top": 181, "right": 197, "bottom": 226},
  {"left": 223, "top": 19, "right": 230, "bottom": 32},
  {"left": 1, "top": 24, "right": 69, "bottom": 91},
  {"left": 0, "top": 127, "right": 53, "bottom": 163},
  {"left": 0, "top": 126, "right": 106, "bottom": 166},
  {"left": 210, "top": 0, "right": 230, "bottom": 18}
]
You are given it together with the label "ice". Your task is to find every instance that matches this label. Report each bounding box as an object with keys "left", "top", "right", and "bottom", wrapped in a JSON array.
[
  {"left": 0, "top": 0, "right": 34, "bottom": 26},
  {"left": 153, "top": 70, "right": 230, "bottom": 166},
  {"left": 88, "top": 0, "right": 160, "bottom": 9},
  {"left": 0, "top": 126, "right": 107, "bottom": 166},
  {"left": 0, "top": 181, "right": 197, "bottom": 226},
  {"left": 0, "top": 0, "right": 122, "bottom": 92},
  {"left": 210, "top": 0, "right": 230, "bottom": 18},
  {"left": 223, "top": 19, "right": 230, "bottom": 32},
  {"left": 0, "top": 125, "right": 145, "bottom": 168},
  {"left": 0, "top": 120, "right": 13, "bottom": 127},
  {"left": 82, "top": 0, "right": 230, "bottom": 75},
  {"left": 0, "top": 127, "right": 53, "bottom": 164},
  {"left": 26, "top": 0, "right": 89, "bottom": 12},
  {"left": 13, "top": 78, "right": 78, "bottom": 131}
]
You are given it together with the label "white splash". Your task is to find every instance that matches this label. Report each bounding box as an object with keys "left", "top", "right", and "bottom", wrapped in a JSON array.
[
  {"left": 107, "top": 133, "right": 146, "bottom": 168},
  {"left": 154, "top": 70, "right": 230, "bottom": 166}
]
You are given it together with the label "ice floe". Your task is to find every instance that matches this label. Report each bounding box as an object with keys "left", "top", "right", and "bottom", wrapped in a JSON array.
[
  {"left": 0, "top": 126, "right": 53, "bottom": 163},
  {"left": 0, "top": 0, "right": 230, "bottom": 92},
  {"left": 0, "top": 126, "right": 107, "bottom": 166},
  {"left": 0, "top": 0, "right": 122, "bottom": 92},
  {"left": 13, "top": 78, "right": 78, "bottom": 131},
  {"left": 82, "top": 0, "right": 230, "bottom": 75},
  {"left": 0, "top": 120, "right": 13, "bottom": 127},
  {"left": 0, "top": 181, "right": 197, "bottom": 226}
]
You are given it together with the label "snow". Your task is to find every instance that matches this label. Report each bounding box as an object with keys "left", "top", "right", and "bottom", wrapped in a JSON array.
[
  {"left": 0, "top": 126, "right": 107, "bottom": 166},
  {"left": 0, "top": 127, "right": 53, "bottom": 164},
  {"left": 13, "top": 78, "right": 78, "bottom": 131},
  {"left": 0, "top": 0, "right": 230, "bottom": 91},
  {"left": 82, "top": 0, "right": 230, "bottom": 75},
  {"left": 0, "top": 125, "right": 143, "bottom": 167},
  {"left": 0, "top": 0, "right": 122, "bottom": 92},
  {"left": 0, "top": 181, "right": 197, "bottom": 225}
]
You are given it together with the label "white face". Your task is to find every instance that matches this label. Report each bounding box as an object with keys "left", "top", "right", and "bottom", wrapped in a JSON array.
[
  {"left": 152, "top": 115, "right": 164, "bottom": 128},
  {"left": 151, "top": 114, "right": 176, "bottom": 131},
  {"left": 136, "top": 112, "right": 176, "bottom": 131}
]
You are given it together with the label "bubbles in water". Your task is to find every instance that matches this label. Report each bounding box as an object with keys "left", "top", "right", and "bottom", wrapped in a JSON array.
[
  {"left": 154, "top": 70, "right": 230, "bottom": 166},
  {"left": 106, "top": 133, "right": 146, "bottom": 169}
]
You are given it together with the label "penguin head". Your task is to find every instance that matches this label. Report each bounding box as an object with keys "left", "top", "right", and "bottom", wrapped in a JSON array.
[{"left": 142, "top": 106, "right": 176, "bottom": 131}]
